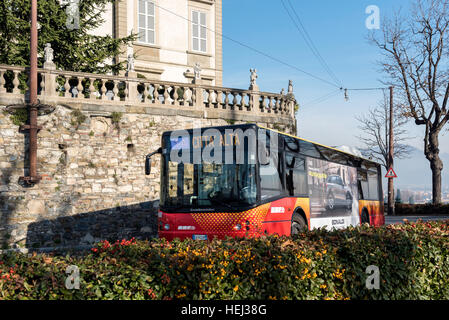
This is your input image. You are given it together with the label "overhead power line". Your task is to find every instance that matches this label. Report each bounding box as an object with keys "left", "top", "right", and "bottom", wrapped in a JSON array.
[
  {"left": 280, "top": 0, "right": 344, "bottom": 88},
  {"left": 152, "top": 2, "right": 341, "bottom": 89},
  {"left": 153, "top": 2, "right": 390, "bottom": 107},
  {"left": 346, "top": 87, "right": 388, "bottom": 91},
  {"left": 300, "top": 89, "right": 342, "bottom": 109}
]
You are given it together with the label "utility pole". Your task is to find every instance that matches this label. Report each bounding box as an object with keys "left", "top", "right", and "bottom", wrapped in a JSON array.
[
  {"left": 20, "top": 0, "right": 42, "bottom": 184},
  {"left": 387, "top": 86, "right": 395, "bottom": 215}
]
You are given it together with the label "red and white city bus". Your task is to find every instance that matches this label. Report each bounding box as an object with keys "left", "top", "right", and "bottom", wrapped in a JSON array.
[{"left": 145, "top": 124, "right": 384, "bottom": 241}]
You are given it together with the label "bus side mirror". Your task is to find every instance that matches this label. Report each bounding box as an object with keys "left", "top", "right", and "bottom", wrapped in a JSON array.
[
  {"left": 145, "top": 156, "right": 151, "bottom": 175},
  {"left": 145, "top": 148, "right": 162, "bottom": 176}
]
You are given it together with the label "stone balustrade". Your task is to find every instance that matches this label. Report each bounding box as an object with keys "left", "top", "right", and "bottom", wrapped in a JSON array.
[{"left": 0, "top": 64, "right": 296, "bottom": 126}]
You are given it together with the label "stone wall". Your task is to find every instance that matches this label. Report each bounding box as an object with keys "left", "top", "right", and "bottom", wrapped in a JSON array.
[{"left": 0, "top": 103, "right": 295, "bottom": 249}]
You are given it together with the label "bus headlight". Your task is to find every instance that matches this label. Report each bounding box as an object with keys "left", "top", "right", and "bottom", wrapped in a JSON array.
[
  {"left": 164, "top": 224, "right": 170, "bottom": 231},
  {"left": 234, "top": 224, "right": 242, "bottom": 231}
]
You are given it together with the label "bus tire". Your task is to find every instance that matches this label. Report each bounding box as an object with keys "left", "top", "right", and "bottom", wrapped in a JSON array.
[
  {"left": 361, "top": 209, "right": 370, "bottom": 225},
  {"left": 291, "top": 214, "right": 307, "bottom": 236}
]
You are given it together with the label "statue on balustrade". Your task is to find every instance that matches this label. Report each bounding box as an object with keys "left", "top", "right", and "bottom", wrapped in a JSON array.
[
  {"left": 193, "top": 63, "right": 202, "bottom": 84},
  {"left": 127, "top": 54, "right": 135, "bottom": 72},
  {"left": 43, "top": 43, "right": 56, "bottom": 70},
  {"left": 249, "top": 68, "right": 259, "bottom": 91}
]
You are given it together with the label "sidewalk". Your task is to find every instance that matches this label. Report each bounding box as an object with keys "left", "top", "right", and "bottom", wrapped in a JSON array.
[{"left": 385, "top": 215, "right": 449, "bottom": 225}]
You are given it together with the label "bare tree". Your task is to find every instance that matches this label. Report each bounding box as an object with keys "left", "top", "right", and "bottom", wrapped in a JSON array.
[
  {"left": 369, "top": 0, "right": 449, "bottom": 204},
  {"left": 356, "top": 93, "right": 413, "bottom": 169}
]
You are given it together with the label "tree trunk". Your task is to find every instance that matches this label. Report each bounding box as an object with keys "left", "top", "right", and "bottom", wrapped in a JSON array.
[
  {"left": 430, "top": 157, "right": 443, "bottom": 205},
  {"left": 426, "top": 131, "right": 443, "bottom": 205}
]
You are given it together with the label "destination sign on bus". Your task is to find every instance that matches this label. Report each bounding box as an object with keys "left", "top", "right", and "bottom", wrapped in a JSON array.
[{"left": 192, "top": 133, "right": 242, "bottom": 149}]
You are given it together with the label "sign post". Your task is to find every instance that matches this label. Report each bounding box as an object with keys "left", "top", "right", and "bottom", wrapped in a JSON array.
[{"left": 387, "top": 86, "right": 395, "bottom": 215}]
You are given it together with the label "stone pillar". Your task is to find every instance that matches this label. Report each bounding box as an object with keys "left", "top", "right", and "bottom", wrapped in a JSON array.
[
  {"left": 286, "top": 80, "right": 296, "bottom": 118},
  {"left": 126, "top": 73, "right": 138, "bottom": 102},
  {"left": 250, "top": 91, "right": 260, "bottom": 115},
  {"left": 194, "top": 85, "right": 204, "bottom": 111}
]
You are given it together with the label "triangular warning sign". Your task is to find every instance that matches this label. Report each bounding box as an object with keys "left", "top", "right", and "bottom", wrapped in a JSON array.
[{"left": 385, "top": 167, "right": 397, "bottom": 178}]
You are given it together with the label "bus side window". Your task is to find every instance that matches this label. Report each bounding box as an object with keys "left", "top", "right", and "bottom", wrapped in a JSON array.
[
  {"left": 367, "top": 171, "right": 379, "bottom": 200},
  {"left": 286, "top": 154, "right": 307, "bottom": 197},
  {"left": 260, "top": 152, "right": 283, "bottom": 200},
  {"left": 284, "top": 136, "right": 300, "bottom": 152},
  {"left": 358, "top": 170, "right": 368, "bottom": 200}
]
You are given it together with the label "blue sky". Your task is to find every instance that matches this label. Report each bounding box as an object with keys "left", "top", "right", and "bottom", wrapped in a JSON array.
[{"left": 221, "top": 0, "right": 449, "bottom": 156}]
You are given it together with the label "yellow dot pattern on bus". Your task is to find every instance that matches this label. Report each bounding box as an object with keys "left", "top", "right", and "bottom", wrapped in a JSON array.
[{"left": 191, "top": 203, "right": 271, "bottom": 233}]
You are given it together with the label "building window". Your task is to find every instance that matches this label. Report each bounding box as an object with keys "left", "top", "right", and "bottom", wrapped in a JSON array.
[
  {"left": 138, "top": 0, "right": 155, "bottom": 44},
  {"left": 192, "top": 10, "right": 207, "bottom": 53}
]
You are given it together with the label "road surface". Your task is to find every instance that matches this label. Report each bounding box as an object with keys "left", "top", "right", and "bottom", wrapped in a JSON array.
[{"left": 385, "top": 215, "right": 449, "bottom": 225}]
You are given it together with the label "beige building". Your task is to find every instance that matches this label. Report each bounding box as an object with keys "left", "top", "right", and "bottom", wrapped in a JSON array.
[{"left": 96, "top": 0, "right": 223, "bottom": 86}]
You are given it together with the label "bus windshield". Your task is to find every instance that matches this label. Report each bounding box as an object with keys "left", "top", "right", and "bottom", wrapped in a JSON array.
[{"left": 160, "top": 131, "right": 258, "bottom": 210}]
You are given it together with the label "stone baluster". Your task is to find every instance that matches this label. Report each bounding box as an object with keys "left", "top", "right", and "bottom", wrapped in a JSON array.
[
  {"left": 248, "top": 93, "right": 254, "bottom": 112},
  {"left": 182, "top": 86, "right": 189, "bottom": 106},
  {"left": 241, "top": 92, "right": 247, "bottom": 111},
  {"left": 285, "top": 99, "right": 290, "bottom": 115},
  {"left": 268, "top": 96, "right": 274, "bottom": 113},
  {"left": 12, "top": 70, "right": 21, "bottom": 94},
  {"left": 282, "top": 98, "right": 287, "bottom": 115},
  {"left": 100, "top": 80, "right": 107, "bottom": 100},
  {"left": 112, "top": 80, "right": 119, "bottom": 101},
  {"left": 275, "top": 96, "right": 280, "bottom": 113},
  {"left": 77, "top": 77, "right": 85, "bottom": 99},
  {"left": 206, "top": 89, "right": 213, "bottom": 108},
  {"left": 232, "top": 92, "right": 238, "bottom": 110},
  {"left": 163, "top": 86, "right": 169, "bottom": 105},
  {"left": 173, "top": 86, "right": 179, "bottom": 106},
  {"left": 216, "top": 90, "right": 223, "bottom": 109},
  {"left": 89, "top": 78, "right": 97, "bottom": 100},
  {"left": 39, "top": 73, "right": 45, "bottom": 95},
  {"left": 154, "top": 83, "right": 160, "bottom": 103},
  {"left": 141, "top": 83, "right": 148, "bottom": 103},
  {"left": 278, "top": 98, "right": 284, "bottom": 114},
  {"left": 261, "top": 95, "right": 267, "bottom": 113},
  {"left": 191, "top": 87, "right": 197, "bottom": 107},
  {"left": 0, "top": 69, "right": 6, "bottom": 93},
  {"left": 203, "top": 88, "right": 208, "bottom": 108},
  {"left": 224, "top": 91, "right": 230, "bottom": 110},
  {"left": 64, "top": 77, "right": 71, "bottom": 98},
  {"left": 124, "top": 81, "right": 129, "bottom": 101}
]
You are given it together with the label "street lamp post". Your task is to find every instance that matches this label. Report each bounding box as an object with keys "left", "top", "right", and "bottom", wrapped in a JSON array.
[{"left": 20, "top": 0, "right": 42, "bottom": 184}]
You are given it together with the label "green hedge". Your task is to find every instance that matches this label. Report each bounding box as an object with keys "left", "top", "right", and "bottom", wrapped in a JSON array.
[
  {"left": 1, "top": 221, "right": 449, "bottom": 300},
  {"left": 395, "top": 204, "right": 449, "bottom": 216}
]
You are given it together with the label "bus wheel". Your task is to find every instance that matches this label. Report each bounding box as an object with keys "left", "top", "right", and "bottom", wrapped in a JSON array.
[
  {"left": 291, "top": 214, "right": 307, "bottom": 236},
  {"left": 361, "top": 210, "right": 370, "bottom": 225}
]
